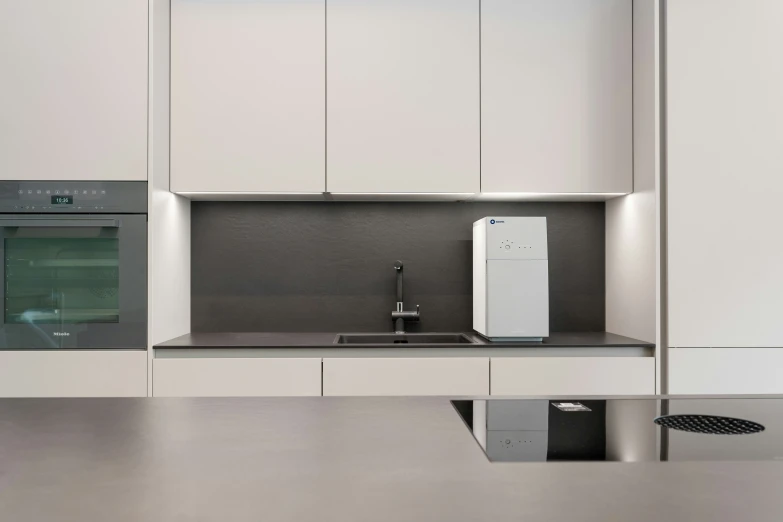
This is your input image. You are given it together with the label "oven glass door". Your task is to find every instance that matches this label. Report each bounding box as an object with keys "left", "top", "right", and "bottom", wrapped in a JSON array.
[{"left": 0, "top": 215, "right": 146, "bottom": 349}]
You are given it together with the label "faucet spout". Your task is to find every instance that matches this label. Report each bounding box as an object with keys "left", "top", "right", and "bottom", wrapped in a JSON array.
[
  {"left": 391, "top": 260, "right": 419, "bottom": 333},
  {"left": 394, "top": 260, "right": 403, "bottom": 304}
]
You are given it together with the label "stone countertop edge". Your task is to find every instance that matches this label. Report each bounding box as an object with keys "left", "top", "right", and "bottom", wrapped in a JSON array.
[{"left": 154, "top": 331, "right": 655, "bottom": 349}]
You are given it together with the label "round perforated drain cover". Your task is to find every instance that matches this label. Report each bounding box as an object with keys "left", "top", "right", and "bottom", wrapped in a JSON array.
[{"left": 654, "top": 414, "right": 765, "bottom": 435}]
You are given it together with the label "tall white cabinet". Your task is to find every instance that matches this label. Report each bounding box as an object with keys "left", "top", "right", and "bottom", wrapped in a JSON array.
[
  {"left": 170, "top": 0, "right": 326, "bottom": 193},
  {"left": 326, "top": 0, "right": 480, "bottom": 194},
  {"left": 666, "top": 0, "right": 783, "bottom": 393},
  {"left": 481, "top": 0, "right": 632, "bottom": 194},
  {"left": 0, "top": 0, "right": 148, "bottom": 181}
]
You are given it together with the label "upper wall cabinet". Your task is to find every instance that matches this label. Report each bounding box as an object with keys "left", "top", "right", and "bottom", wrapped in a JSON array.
[
  {"left": 0, "top": 0, "right": 147, "bottom": 181},
  {"left": 481, "top": 0, "right": 632, "bottom": 194},
  {"left": 171, "top": 0, "right": 325, "bottom": 193},
  {"left": 667, "top": 0, "right": 783, "bottom": 348},
  {"left": 326, "top": 0, "right": 480, "bottom": 194}
]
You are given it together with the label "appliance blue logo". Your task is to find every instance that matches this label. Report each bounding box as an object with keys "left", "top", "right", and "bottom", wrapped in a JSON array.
[
  {"left": 489, "top": 219, "right": 504, "bottom": 224},
  {"left": 490, "top": 219, "right": 495, "bottom": 224}
]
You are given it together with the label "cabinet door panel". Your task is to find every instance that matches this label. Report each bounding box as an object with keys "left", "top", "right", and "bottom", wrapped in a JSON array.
[
  {"left": 491, "top": 357, "right": 654, "bottom": 396},
  {"left": 323, "top": 358, "right": 488, "bottom": 396},
  {"left": 667, "top": 0, "right": 783, "bottom": 347},
  {"left": 0, "top": 0, "right": 147, "bottom": 181},
  {"left": 0, "top": 351, "right": 147, "bottom": 397},
  {"left": 153, "top": 358, "right": 322, "bottom": 397},
  {"left": 171, "top": 0, "right": 325, "bottom": 192},
  {"left": 481, "top": 0, "right": 632, "bottom": 194},
  {"left": 327, "top": 0, "right": 480, "bottom": 193}
]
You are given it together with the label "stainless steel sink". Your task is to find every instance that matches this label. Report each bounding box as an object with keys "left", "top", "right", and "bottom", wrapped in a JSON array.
[{"left": 333, "top": 333, "right": 477, "bottom": 345}]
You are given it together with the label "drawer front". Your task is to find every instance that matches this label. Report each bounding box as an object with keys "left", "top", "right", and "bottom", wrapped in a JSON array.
[
  {"left": 323, "top": 358, "right": 489, "bottom": 397},
  {"left": 491, "top": 357, "right": 655, "bottom": 396},
  {"left": 153, "top": 358, "right": 322, "bottom": 397},
  {"left": 0, "top": 350, "right": 147, "bottom": 397},
  {"left": 669, "top": 348, "right": 783, "bottom": 395}
]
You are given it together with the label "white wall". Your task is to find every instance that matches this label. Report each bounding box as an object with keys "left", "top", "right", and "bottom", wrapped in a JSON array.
[
  {"left": 148, "top": 0, "right": 191, "bottom": 396},
  {"left": 605, "top": 0, "right": 660, "bottom": 385}
]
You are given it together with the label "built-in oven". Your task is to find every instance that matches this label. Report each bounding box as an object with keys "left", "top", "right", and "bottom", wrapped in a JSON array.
[{"left": 0, "top": 181, "right": 147, "bottom": 350}]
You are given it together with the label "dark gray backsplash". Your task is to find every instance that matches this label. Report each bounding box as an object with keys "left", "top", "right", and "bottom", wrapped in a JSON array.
[{"left": 191, "top": 202, "right": 605, "bottom": 333}]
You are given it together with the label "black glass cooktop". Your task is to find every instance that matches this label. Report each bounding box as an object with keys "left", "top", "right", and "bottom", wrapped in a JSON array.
[{"left": 452, "top": 398, "right": 783, "bottom": 463}]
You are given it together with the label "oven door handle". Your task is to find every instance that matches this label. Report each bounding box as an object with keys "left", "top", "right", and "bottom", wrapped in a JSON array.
[{"left": 0, "top": 218, "right": 120, "bottom": 228}]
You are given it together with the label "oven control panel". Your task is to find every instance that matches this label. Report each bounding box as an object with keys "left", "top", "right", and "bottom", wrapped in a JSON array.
[{"left": 0, "top": 181, "right": 147, "bottom": 214}]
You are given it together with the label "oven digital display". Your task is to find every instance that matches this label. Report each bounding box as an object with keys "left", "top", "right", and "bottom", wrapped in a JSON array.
[{"left": 51, "top": 195, "right": 74, "bottom": 205}]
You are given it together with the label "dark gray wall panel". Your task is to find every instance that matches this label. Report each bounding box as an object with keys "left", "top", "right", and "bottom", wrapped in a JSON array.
[{"left": 191, "top": 202, "right": 605, "bottom": 333}]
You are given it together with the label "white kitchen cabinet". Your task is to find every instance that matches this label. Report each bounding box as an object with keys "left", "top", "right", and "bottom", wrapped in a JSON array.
[
  {"left": 153, "top": 358, "right": 322, "bottom": 397},
  {"left": 669, "top": 349, "right": 783, "bottom": 395},
  {"left": 0, "top": 0, "right": 148, "bottom": 181},
  {"left": 481, "top": 0, "right": 632, "bottom": 194},
  {"left": 490, "top": 357, "right": 654, "bottom": 396},
  {"left": 666, "top": 0, "right": 783, "bottom": 348},
  {"left": 0, "top": 351, "right": 147, "bottom": 398},
  {"left": 170, "top": 0, "right": 325, "bottom": 193},
  {"left": 322, "top": 358, "right": 489, "bottom": 396},
  {"left": 326, "top": 0, "right": 480, "bottom": 194}
]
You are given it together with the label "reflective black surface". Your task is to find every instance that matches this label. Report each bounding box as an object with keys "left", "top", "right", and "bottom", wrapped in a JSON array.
[{"left": 453, "top": 398, "right": 783, "bottom": 462}]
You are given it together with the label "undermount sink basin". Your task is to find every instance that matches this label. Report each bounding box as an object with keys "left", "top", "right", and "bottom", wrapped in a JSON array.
[{"left": 334, "top": 333, "right": 477, "bottom": 345}]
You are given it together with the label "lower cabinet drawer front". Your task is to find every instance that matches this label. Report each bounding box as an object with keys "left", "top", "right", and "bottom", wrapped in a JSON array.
[
  {"left": 322, "top": 358, "right": 489, "bottom": 396},
  {"left": 669, "top": 348, "right": 783, "bottom": 394},
  {"left": 491, "top": 357, "right": 655, "bottom": 396},
  {"left": 0, "top": 350, "right": 147, "bottom": 398},
  {"left": 153, "top": 358, "right": 322, "bottom": 397}
]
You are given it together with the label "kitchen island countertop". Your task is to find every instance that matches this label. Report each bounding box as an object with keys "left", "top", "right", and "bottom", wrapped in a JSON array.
[{"left": 0, "top": 396, "right": 781, "bottom": 522}]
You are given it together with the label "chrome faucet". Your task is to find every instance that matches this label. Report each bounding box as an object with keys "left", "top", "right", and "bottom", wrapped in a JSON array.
[{"left": 391, "top": 260, "right": 420, "bottom": 333}]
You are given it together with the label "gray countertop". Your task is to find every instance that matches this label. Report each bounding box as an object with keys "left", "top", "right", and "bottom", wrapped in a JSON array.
[
  {"left": 0, "top": 397, "right": 781, "bottom": 522},
  {"left": 155, "top": 331, "right": 654, "bottom": 349}
]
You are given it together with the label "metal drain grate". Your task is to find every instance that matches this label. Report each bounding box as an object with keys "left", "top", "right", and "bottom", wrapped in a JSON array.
[{"left": 654, "top": 414, "right": 765, "bottom": 435}]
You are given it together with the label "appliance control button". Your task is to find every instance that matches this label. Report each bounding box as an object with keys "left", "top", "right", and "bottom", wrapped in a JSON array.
[
  {"left": 505, "top": 244, "right": 511, "bottom": 250},
  {"left": 18, "top": 190, "right": 23, "bottom": 194}
]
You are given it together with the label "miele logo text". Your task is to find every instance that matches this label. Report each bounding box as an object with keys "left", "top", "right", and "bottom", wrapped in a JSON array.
[
  {"left": 53, "top": 332, "right": 70, "bottom": 337},
  {"left": 490, "top": 219, "right": 505, "bottom": 224}
]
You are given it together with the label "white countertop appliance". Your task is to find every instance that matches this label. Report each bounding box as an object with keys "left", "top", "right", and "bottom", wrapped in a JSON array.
[{"left": 473, "top": 217, "right": 549, "bottom": 341}]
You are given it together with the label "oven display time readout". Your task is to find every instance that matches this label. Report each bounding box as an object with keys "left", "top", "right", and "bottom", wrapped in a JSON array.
[{"left": 51, "top": 195, "right": 74, "bottom": 205}]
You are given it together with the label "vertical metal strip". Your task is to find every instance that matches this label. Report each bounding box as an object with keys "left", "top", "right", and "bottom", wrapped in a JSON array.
[
  {"left": 659, "top": 0, "right": 669, "bottom": 396},
  {"left": 324, "top": 0, "right": 328, "bottom": 193}
]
